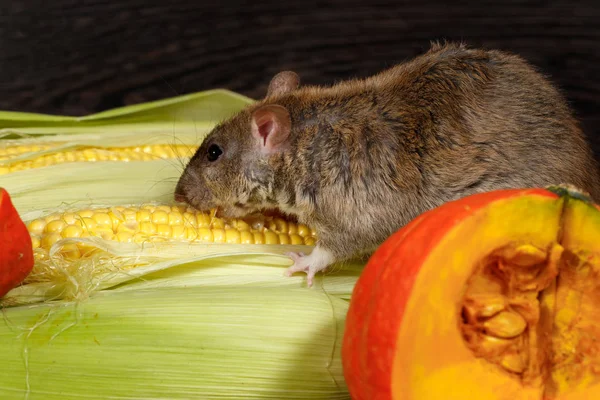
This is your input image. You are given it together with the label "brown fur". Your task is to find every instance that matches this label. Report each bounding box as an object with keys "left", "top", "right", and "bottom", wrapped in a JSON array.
[{"left": 175, "top": 42, "right": 600, "bottom": 263}]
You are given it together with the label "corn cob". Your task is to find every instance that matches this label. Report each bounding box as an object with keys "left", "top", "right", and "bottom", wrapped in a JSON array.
[
  {"left": 27, "top": 204, "right": 318, "bottom": 261},
  {"left": 0, "top": 143, "right": 197, "bottom": 174}
]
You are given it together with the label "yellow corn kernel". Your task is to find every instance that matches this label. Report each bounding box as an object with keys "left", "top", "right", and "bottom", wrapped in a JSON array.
[
  {"left": 240, "top": 231, "right": 254, "bottom": 244},
  {"left": 288, "top": 224, "right": 298, "bottom": 235},
  {"left": 196, "top": 228, "right": 213, "bottom": 242},
  {"left": 92, "top": 212, "right": 113, "bottom": 227},
  {"left": 278, "top": 234, "right": 290, "bottom": 245},
  {"left": 212, "top": 229, "right": 226, "bottom": 243},
  {"left": 139, "top": 221, "right": 157, "bottom": 235},
  {"left": 290, "top": 234, "right": 304, "bottom": 245},
  {"left": 253, "top": 232, "right": 265, "bottom": 244},
  {"left": 116, "top": 231, "right": 134, "bottom": 243},
  {"left": 78, "top": 210, "right": 94, "bottom": 218},
  {"left": 61, "top": 224, "right": 84, "bottom": 238},
  {"left": 211, "top": 218, "right": 225, "bottom": 229},
  {"left": 156, "top": 205, "right": 173, "bottom": 213},
  {"left": 76, "top": 217, "right": 97, "bottom": 231},
  {"left": 93, "top": 228, "right": 115, "bottom": 240},
  {"left": 185, "top": 227, "right": 199, "bottom": 240},
  {"left": 60, "top": 212, "right": 78, "bottom": 225},
  {"left": 297, "top": 224, "right": 310, "bottom": 237},
  {"left": 122, "top": 210, "right": 138, "bottom": 223},
  {"left": 141, "top": 204, "right": 156, "bottom": 212},
  {"left": 183, "top": 212, "right": 198, "bottom": 228},
  {"left": 116, "top": 222, "right": 136, "bottom": 234},
  {"left": 168, "top": 211, "right": 183, "bottom": 225},
  {"left": 156, "top": 224, "right": 172, "bottom": 237},
  {"left": 41, "top": 232, "right": 62, "bottom": 249},
  {"left": 136, "top": 209, "right": 152, "bottom": 222},
  {"left": 82, "top": 149, "right": 97, "bottom": 161},
  {"left": 225, "top": 229, "right": 242, "bottom": 244},
  {"left": 28, "top": 219, "right": 46, "bottom": 235},
  {"left": 107, "top": 211, "right": 123, "bottom": 229},
  {"left": 264, "top": 230, "right": 279, "bottom": 245},
  {"left": 31, "top": 235, "right": 41, "bottom": 249},
  {"left": 196, "top": 213, "right": 211, "bottom": 228},
  {"left": 234, "top": 220, "right": 251, "bottom": 231},
  {"left": 268, "top": 218, "right": 288, "bottom": 234},
  {"left": 305, "top": 237, "right": 316, "bottom": 246},
  {"left": 44, "top": 219, "right": 67, "bottom": 233},
  {"left": 152, "top": 210, "right": 169, "bottom": 224},
  {"left": 171, "top": 225, "right": 186, "bottom": 239}
]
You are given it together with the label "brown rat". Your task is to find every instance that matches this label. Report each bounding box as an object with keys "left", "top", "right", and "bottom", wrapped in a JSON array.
[{"left": 174, "top": 42, "right": 600, "bottom": 286}]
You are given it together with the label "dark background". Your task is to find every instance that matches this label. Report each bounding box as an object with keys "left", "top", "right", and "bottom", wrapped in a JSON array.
[{"left": 1, "top": 0, "right": 598, "bottom": 152}]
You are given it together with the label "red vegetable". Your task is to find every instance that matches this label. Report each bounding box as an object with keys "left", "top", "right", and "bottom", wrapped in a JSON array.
[{"left": 0, "top": 188, "right": 34, "bottom": 298}]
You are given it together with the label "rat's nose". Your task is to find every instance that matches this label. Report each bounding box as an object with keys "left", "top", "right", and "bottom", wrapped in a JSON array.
[
  {"left": 174, "top": 193, "right": 186, "bottom": 203},
  {"left": 174, "top": 181, "right": 187, "bottom": 203}
]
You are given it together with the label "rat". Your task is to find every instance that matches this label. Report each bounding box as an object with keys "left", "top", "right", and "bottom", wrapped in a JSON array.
[{"left": 174, "top": 42, "right": 600, "bottom": 287}]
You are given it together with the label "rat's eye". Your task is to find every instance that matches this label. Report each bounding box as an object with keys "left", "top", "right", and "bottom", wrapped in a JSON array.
[{"left": 206, "top": 144, "right": 223, "bottom": 162}]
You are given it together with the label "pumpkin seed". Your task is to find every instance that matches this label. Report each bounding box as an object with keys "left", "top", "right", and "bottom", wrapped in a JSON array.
[
  {"left": 500, "top": 353, "right": 526, "bottom": 374},
  {"left": 483, "top": 310, "right": 527, "bottom": 339},
  {"left": 478, "top": 334, "right": 513, "bottom": 356},
  {"left": 467, "top": 293, "right": 507, "bottom": 318},
  {"left": 502, "top": 244, "right": 547, "bottom": 267}
]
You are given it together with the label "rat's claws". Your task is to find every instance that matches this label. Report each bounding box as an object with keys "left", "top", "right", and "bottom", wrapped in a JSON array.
[{"left": 284, "top": 247, "right": 335, "bottom": 287}]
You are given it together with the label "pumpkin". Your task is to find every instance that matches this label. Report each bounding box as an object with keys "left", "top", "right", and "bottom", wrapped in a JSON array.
[
  {"left": 0, "top": 187, "right": 34, "bottom": 297},
  {"left": 342, "top": 185, "right": 600, "bottom": 400}
]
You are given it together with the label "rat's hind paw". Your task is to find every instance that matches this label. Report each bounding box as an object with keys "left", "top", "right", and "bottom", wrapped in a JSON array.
[{"left": 284, "top": 247, "right": 335, "bottom": 287}]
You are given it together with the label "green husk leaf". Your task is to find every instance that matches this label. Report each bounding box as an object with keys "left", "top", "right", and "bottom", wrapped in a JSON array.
[
  {"left": 0, "top": 89, "right": 252, "bottom": 135},
  {"left": 0, "top": 286, "right": 350, "bottom": 399},
  {"left": 4, "top": 160, "right": 182, "bottom": 217}
]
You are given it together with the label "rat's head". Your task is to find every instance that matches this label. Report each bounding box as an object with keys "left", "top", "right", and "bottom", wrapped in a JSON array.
[{"left": 174, "top": 71, "right": 300, "bottom": 218}]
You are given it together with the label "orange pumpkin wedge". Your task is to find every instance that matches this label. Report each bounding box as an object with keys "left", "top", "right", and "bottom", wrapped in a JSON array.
[
  {"left": 342, "top": 186, "right": 600, "bottom": 400},
  {"left": 0, "top": 187, "right": 34, "bottom": 298}
]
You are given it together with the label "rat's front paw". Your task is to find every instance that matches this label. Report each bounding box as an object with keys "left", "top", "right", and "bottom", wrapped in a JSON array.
[
  {"left": 285, "top": 252, "right": 309, "bottom": 274},
  {"left": 284, "top": 247, "right": 335, "bottom": 287}
]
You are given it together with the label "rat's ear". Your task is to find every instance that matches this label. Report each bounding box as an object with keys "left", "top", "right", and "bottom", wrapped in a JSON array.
[
  {"left": 267, "top": 71, "right": 300, "bottom": 97},
  {"left": 251, "top": 104, "right": 291, "bottom": 154}
]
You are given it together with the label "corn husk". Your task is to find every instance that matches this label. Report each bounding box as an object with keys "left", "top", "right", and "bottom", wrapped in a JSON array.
[
  {"left": 1, "top": 286, "right": 349, "bottom": 400},
  {"left": 0, "top": 90, "right": 360, "bottom": 399}
]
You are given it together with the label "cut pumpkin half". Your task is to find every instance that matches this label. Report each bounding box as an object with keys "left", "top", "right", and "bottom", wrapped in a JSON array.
[{"left": 342, "top": 185, "right": 600, "bottom": 400}]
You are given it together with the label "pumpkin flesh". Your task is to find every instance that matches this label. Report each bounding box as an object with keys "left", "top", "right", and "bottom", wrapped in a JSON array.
[{"left": 343, "top": 188, "right": 600, "bottom": 400}]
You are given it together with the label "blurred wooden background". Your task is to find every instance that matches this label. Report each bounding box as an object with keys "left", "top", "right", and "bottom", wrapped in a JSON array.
[{"left": 0, "top": 0, "right": 598, "bottom": 152}]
